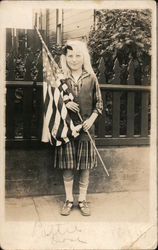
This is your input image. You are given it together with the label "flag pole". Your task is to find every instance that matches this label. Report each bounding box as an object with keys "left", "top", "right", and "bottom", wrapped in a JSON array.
[
  {"left": 77, "top": 112, "right": 109, "bottom": 177},
  {"left": 35, "top": 26, "right": 109, "bottom": 177},
  {"left": 35, "top": 26, "right": 60, "bottom": 71}
]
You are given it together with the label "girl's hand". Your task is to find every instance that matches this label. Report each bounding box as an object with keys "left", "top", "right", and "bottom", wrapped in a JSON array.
[
  {"left": 83, "top": 113, "right": 98, "bottom": 131},
  {"left": 66, "top": 101, "right": 80, "bottom": 113}
]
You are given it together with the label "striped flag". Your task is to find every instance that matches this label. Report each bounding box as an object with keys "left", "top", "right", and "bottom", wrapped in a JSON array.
[{"left": 42, "top": 47, "right": 81, "bottom": 146}]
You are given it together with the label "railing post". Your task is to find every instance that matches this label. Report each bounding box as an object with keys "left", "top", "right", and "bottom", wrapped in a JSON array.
[
  {"left": 35, "top": 85, "right": 44, "bottom": 139},
  {"left": 23, "top": 86, "right": 33, "bottom": 139},
  {"left": 127, "top": 59, "right": 135, "bottom": 137},
  {"left": 97, "top": 91, "right": 106, "bottom": 138},
  {"left": 140, "top": 67, "right": 150, "bottom": 137},
  {"left": 98, "top": 57, "right": 106, "bottom": 84},
  {"left": 141, "top": 92, "right": 149, "bottom": 137},
  {"left": 6, "top": 87, "right": 15, "bottom": 139},
  {"left": 111, "top": 58, "right": 121, "bottom": 138},
  {"left": 97, "top": 56, "right": 106, "bottom": 138}
]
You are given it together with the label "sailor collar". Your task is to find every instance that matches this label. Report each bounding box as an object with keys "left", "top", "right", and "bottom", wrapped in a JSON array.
[{"left": 67, "top": 70, "right": 90, "bottom": 83}]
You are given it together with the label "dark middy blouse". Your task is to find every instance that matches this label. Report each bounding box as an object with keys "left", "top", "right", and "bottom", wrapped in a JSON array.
[{"left": 63, "top": 70, "right": 103, "bottom": 141}]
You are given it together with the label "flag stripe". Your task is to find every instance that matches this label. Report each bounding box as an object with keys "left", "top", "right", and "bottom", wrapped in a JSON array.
[
  {"left": 42, "top": 46, "right": 80, "bottom": 146},
  {"left": 44, "top": 89, "right": 50, "bottom": 115},
  {"left": 48, "top": 90, "right": 56, "bottom": 132}
]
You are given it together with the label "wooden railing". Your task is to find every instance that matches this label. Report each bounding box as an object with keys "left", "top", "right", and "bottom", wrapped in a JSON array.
[
  {"left": 6, "top": 81, "right": 150, "bottom": 149},
  {"left": 96, "top": 84, "right": 150, "bottom": 146},
  {"left": 5, "top": 28, "right": 151, "bottom": 148},
  {"left": 6, "top": 81, "right": 43, "bottom": 149}
]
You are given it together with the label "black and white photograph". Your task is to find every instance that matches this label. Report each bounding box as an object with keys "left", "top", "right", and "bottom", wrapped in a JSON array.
[{"left": 0, "top": 1, "right": 157, "bottom": 249}]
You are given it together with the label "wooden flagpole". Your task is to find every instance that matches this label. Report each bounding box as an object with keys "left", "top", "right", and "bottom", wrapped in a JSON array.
[
  {"left": 35, "top": 26, "right": 109, "bottom": 177},
  {"left": 77, "top": 113, "right": 109, "bottom": 177},
  {"left": 35, "top": 26, "right": 60, "bottom": 71}
]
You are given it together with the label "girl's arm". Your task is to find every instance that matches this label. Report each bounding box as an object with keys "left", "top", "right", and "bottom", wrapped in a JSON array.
[
  {"left": 61, "top": 79, "right": 80, "bottom": 112},
  {"left": 92, "top": 76, "right": 103, "bottom": 115},
  {"left": 83, "top": 112, "right": 98, "bottom": 131},
  {"left": 65, "top": 101, "right": 79, "bottom": 113},
  {"left": 83, "top": 76, "right": 103, "bottom": 131}
]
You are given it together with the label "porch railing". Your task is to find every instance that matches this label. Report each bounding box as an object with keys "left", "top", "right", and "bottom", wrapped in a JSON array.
[
  {"left": 6, "top": 80, "right": 150, "bottom": 149},
  {"left": 5, "top": 28, "right": 151, "bottom": 148}
]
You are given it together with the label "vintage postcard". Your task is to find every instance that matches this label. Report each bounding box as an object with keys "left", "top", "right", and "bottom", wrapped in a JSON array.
[{"left": 0, "top": 1, "right": 157, "bottom": 249}]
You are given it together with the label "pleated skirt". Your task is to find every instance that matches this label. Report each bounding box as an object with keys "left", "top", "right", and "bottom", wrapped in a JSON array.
[{"left": 53, "top": 139, "right": 97, "bottom": 170}]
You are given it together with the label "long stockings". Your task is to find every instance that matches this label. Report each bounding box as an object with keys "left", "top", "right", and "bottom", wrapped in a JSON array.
[{"left": 63, "top": 169, "right": 89, "bottom": 202}]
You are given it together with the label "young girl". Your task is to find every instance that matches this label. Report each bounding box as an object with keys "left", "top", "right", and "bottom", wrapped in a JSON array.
[{"left": 54, "top": 40, "right": 103, "bottom": 216}]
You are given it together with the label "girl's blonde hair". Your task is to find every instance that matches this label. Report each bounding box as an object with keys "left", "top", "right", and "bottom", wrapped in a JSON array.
[{"left": 60, "top": 40, "right": 95, "bottom": 78}]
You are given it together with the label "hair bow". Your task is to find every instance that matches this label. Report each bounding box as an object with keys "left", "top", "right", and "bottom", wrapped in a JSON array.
[{"left": 62, "top": 45, "right": 73, "bottom": 55}]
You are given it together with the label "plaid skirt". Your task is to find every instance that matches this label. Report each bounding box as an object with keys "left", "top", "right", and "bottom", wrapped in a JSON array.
[{"left": 53, "top": 139, "right": 97, "bottom": 170}]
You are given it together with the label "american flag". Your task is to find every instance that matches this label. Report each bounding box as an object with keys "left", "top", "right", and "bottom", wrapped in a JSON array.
[{"left": 42, "top": 46, "right": 80, "bottom": 146}]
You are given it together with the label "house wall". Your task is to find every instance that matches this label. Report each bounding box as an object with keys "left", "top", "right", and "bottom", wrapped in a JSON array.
[
  {"left": 33, "top": 9, "right": 47, "bottom": 30},
  {"left": 34, "top": 9, "right": 94, "bottom": 46},
  {"left": 62, "top": 9, "right": 94, "bottom": 42},
  {"left": 47, "top": 9, "right": 57, "bottom": 46}
]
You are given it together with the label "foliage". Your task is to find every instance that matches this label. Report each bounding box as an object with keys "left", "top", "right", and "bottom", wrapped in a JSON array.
[
  {"left": 6, "top": 48, "right": 42, "bottom": 81},
  {"left": 50, "top": 44, "right": 64, "bottom": 67},
  {"left": 88, "top": 9, "right": 151, "bottom": 83},
  {"left": 88, "top": 9, "right": 151, "bottom": 135}
]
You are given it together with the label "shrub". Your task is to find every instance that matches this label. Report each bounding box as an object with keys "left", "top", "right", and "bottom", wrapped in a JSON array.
[{"left": 88, "top": 9, "right": 151, "bottom": 83}]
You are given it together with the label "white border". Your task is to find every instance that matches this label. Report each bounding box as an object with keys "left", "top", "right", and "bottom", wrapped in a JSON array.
[{"left": 0, "top": 1, "right": 157, "bottom": 249}]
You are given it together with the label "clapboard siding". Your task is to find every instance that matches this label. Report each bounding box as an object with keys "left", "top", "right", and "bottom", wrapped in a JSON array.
[
  {"left": 63, "top": 25, "right": 93, "bottom": 40},
  {"left": 35, "top": 9, "right": 94, "bottom": 44},
  {"left": 48, "top": 9, "right": 56, "bottom": 28},
  {"left": 33, "top": 9, "right": 47, "bottom": 30},
  {"left": 63, "top": 9, "right": 93, "bottom": 21},
  {"left": 63, "top": 9, "right": 94, "bottom": 41},
  {"left": 41, "top": 10, "right": 47, "bottom": 31}
]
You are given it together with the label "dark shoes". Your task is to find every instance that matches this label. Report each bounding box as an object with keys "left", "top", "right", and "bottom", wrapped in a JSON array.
[
  {"left": 78, "top": 200, "right": 91, "bottom": 216},
  {"left": 61, "top": 200, "right": 74, "bottom": 216},
  {"left": 61, "top": 200, "right": 91, "bottom": 216}
]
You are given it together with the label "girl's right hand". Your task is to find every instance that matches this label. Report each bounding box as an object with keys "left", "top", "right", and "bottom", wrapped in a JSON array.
[{"left": 66, "top": 101, "right": 80, "bottom": 113}]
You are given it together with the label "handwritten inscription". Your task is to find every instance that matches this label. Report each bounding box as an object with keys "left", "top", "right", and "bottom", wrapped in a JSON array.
[{"left": 32, "top": 221, "right": 87, "bottom": 244}]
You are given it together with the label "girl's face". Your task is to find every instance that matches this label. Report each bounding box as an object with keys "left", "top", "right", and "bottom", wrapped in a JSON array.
[{"left": 66, "top": 46, "right": 84, "bottom": 72}]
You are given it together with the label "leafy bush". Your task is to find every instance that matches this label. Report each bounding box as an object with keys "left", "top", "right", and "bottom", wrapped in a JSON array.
[
  {"left": 88, "top": 9, "right": 151, "bottom": 83},
  {"left": 88, "top": 9, "right": 151, "bottom": 136}
]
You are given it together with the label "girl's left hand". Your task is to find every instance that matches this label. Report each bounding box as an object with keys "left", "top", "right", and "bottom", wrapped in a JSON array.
[{"left": 82, "top": 113, "right": 98, "bottom": 132}]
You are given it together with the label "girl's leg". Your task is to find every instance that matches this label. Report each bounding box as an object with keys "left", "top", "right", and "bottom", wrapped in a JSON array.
[
  {"left": 78, "top": 169, "right": 89, "bottom": 202},
  {"left": 78, "top": 169, "right": 90, "bottom": 216},
  {"left": 63, "top": 169, "right": 74, "bottom": 202}
]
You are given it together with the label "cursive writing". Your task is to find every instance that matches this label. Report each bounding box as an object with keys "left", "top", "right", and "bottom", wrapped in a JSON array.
[{"left": 32, "top": 221, "right": 87, "bottom": 244}]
